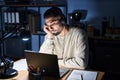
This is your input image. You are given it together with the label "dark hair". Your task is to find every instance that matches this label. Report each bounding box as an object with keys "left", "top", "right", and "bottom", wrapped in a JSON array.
[{"left": 44, "top": 7, "right": 65, "bottom": 22}]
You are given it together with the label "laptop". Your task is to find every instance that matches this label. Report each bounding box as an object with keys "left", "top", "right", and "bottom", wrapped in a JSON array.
[{"left": 24, "top": 50, "right": 69, "bottom": 78}]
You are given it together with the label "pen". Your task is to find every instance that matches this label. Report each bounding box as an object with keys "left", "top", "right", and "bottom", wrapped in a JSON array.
[
  {"left": 37, "top": 67, "right": 40, "bottom": 74},
  {"left": 81, "top": 74, "right": 83, "bottom": 80}
]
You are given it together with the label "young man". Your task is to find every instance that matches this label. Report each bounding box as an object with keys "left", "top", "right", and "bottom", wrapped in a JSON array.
[{"left": 39, "top": 7, "right": 89, "bottom": 69}]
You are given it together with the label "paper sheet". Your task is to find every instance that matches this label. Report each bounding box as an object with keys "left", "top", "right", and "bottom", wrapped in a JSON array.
[{"left": 66, "top": 69, "right": 98, "bottom": 80}]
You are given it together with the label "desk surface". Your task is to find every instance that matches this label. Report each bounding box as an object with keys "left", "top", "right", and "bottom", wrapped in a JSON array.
[{"left": 8, "top": 59, "right": 104, "bottom": 80}]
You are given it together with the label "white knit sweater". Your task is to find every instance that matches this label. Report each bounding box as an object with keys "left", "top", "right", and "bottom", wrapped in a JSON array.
[{"left": 39, "top": 27, "right": 89, "bottom": 69}]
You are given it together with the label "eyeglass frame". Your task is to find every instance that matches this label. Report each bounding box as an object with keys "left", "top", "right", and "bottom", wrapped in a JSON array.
[{"left": 44, "top": 19, "right": 60, "bottom": 27}]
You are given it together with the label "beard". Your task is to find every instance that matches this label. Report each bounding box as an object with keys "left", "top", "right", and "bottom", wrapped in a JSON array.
[
  {"left": 52, "top": 26, "right": 64, "bottom": 36},
  {"left": 53, "top": 31, "right": 61, "bottom": 36}
]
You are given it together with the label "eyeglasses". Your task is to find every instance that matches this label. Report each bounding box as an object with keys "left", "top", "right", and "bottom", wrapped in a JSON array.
[{"left": 45, "top": 19, "right": 60, "bottom": 27}]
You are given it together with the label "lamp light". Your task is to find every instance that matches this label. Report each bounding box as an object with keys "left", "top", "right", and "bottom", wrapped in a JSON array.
[{"left": 19, "top": 29, "right": 31, "bottom": 41}]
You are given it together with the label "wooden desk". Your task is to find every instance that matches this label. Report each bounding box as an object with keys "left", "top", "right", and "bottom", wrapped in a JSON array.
[{"left": 9, "top": 59, "right": 104, "bottom": 80}]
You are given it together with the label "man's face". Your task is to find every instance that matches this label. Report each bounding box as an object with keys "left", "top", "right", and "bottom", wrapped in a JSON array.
[{"left": 45, "top": 17, "right": 63, "bottom": 35}]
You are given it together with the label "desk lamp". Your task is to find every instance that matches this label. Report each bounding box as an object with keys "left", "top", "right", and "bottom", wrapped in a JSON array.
[
  {"left": 0, "top": 25, "right": 31, "bottom": 79},
  {"left": 0, "top": 57, "right": 18, "bottom": 79}
]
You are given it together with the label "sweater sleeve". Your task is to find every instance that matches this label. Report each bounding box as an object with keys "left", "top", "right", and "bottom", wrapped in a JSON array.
[{"left": 39, "top": 36, "right": 54, "bottom": 54}]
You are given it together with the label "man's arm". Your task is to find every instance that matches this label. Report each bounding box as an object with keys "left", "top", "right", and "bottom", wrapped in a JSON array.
[
  {"left": 39, "top": 36, "right": 54, "bottom": 54},
  {"left": 39, "top": 24, "right": 55, "bottom": 54}
]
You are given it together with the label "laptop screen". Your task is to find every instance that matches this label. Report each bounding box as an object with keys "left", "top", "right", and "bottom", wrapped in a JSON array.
[{"left": 24, "top": 50, "right": 60, "bottom": 78}]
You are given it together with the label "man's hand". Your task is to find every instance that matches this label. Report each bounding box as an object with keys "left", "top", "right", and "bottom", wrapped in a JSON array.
[{"left": 44, "top": 25, "right": 54, "bottom": 39}]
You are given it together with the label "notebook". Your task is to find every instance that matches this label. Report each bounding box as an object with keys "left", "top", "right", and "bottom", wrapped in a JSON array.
[{"left": 24, "top": 50, "right": 69, "bottom": 78}]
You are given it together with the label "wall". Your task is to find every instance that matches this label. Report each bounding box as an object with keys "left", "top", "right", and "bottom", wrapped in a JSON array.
[{"left": 67, "top": 0, "right": 120, "bottom": 30}]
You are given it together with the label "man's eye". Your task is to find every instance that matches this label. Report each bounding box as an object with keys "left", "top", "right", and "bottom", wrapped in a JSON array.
[{"left": 50, "top": 21, "right": 54, "bottom": 24}]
